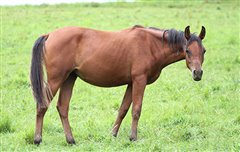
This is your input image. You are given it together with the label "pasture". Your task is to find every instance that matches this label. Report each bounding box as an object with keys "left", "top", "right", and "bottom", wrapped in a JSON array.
[{"left": 0, "top": 1, "right": 239, "bottom": 151}]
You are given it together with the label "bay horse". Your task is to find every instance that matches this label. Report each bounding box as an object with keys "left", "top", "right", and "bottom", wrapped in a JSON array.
[{"left": 30, "top": 25, "right": 206, "bottom": 144}]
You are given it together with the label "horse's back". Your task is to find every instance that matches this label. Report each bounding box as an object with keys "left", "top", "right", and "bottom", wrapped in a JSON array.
[{"left": 44, "top": 26, "right": 151, "bottom": 87}]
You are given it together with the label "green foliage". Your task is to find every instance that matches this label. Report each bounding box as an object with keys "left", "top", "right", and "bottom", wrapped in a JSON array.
[{"left": 1, "top": 1, "right": 239, "bottom": 151}]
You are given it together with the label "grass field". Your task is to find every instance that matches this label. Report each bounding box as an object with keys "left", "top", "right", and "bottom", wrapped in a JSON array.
[{"left": 0, "top": 1, "right": 240, "bottom": 151}]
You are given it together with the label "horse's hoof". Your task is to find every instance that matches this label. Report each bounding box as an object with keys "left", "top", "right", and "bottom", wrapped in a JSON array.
[
  {"left": 67, "top": 139, "right": 76, "bottom": 145},
  {"left": 34, "top": 138, "right": 42, "bottom": 145},
  {"left": 129, "top": 136, "right": 137, "bottom": 141},
  {"left": 112, "top": 131, "right": 118, "bottom": 137}
]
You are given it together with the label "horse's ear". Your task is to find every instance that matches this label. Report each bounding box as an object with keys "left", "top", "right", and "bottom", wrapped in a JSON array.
[
  {"left": 184, "top": 26, "right": 191, "bottom": 40},
  {"left": 199, "top": 26, "right": 206, "bottom": 40}
]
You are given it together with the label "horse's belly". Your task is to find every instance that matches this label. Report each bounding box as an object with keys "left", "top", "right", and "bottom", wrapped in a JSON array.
[
  {"left": 75, "top": 72, "right": 130, "bottom": 87},
  {"left": 75, "top": 64, "right": 131, "bottom": 87}
]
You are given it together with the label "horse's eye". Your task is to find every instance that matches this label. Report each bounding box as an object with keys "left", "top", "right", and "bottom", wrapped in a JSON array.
[
  {"left": 203, "top": 49, "right": 206, "bottom": 54},
  {"left": 186, "top": 49, "right": 191, "bottom": 55}
]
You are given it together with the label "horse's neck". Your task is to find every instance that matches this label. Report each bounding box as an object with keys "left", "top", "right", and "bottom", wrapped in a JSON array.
[
  {"left": 151, "top": 43, "right": 185, "bottom": 70},
  {"left": 161, "top": 49, "right": 185, "bottom": 68},
  {"left": 145, "top": 28, "right": 185, "bottom": 68}
]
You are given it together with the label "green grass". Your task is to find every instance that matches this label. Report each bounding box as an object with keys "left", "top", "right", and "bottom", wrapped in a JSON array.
[
  {"left": 1, "top": 1, "right": 240, "bottom": 151},
  {"left": 0, "top": 117, "right": 14, "bottom": 133}
]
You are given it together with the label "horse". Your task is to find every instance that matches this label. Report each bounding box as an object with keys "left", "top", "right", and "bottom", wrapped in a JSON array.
[{"left": 30, "top": 25, "right": 206, "bottom": 145}]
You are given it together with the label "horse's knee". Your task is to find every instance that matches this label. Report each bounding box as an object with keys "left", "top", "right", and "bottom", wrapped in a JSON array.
[
  {"left": 36, "top": 106, "right": 48, "bottom": 117},
  {"left": 132, "top": 110, "right": 141, "bottom": 120}
]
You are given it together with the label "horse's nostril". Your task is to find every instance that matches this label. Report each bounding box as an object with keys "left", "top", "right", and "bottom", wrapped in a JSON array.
[{"left": 193, "top": 70, "right": 196, "bottom": 75}]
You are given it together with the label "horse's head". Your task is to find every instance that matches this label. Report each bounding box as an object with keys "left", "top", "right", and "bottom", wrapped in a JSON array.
[{"left": 184, "top": 26, "right": 206, "bottom": 81}]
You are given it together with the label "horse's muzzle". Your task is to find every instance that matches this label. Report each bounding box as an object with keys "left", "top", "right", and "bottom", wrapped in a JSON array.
[{"left": 192, "top": 69, "right": 203, "bottom": 81}]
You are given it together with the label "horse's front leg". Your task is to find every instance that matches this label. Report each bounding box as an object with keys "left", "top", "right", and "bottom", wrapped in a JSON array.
[{"left": 130, "top": 75, "right": 147, "bottom": 141}]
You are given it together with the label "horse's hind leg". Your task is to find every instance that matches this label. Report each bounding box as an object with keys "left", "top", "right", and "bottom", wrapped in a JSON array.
[
  {"left": 34, "top": 105, "right": 48, "bottom": 145},
  {"left": 112, "top": 84, "right": 132, "bottom": 137},
  {"left": 56, "top": 72, "right": 77, "bottom": 144},
  {"left": 34, "top": 77, "right": 61, "bottom": 145}
]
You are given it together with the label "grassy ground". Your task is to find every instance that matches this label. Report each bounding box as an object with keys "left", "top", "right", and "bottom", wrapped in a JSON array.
[{"left": 0, "top": 1, "right": 240, "bottom": 151}]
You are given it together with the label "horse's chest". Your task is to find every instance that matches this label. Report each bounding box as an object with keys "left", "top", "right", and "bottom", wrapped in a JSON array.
[{"left": 147, "top": 71, "right": 161, "bottom": 84}]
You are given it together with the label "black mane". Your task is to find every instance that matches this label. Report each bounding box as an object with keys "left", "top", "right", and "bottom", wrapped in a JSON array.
[
  {"left": 167, "top": 29, "right": 185, "bottom": 48},
  {"left": 148, "top": 27, "right": 202, "bottom": 49}
]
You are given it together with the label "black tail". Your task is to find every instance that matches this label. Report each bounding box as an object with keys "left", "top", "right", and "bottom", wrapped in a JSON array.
[{"left": 30, "top": 35, "right": 51, "bottom": 108}]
